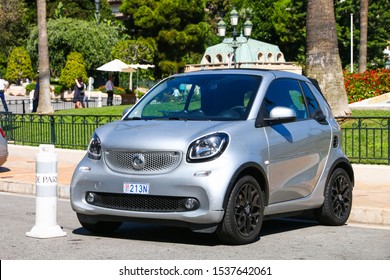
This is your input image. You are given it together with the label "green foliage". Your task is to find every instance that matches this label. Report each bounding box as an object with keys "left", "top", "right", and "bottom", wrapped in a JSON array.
[
  {"left": 344, "top": 69, "right": 390, "bottom": 103},
  {"left": 98, "top": 85, "right": 126, "bottom": 95},
  {"left": 111, "top": 38, "right": 156, "bottom": 64},
  {"left": 23, "top": 0, "right": 115, "bottom": 25},
  {"left": 58, "top": 52, "right": 88, "bottom": 90},
  {"left": 158, "top": 60, "right": 181, "bottom": 77},
  {"left": 25, "top": 82, "right": 36, "bottom": 93},
  {"left": 54, "top": 85, "right": 63, "bottom": 95},
  {"left": 26, "top": 17, "right": 120, "bottom": 78},
  {"left": 121, "top": 0, "right": 209, "bottom": 76},
  {"left": 5, "top": 47, "right": 34, "bottom": 83},
  {"left": 335, "top": 0, "right": 390, "bottom": 68},
  {"left": 0, "top": 0, "right": 29, "bottom": 58}
]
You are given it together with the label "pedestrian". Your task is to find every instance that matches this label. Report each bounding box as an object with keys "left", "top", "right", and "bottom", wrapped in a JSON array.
[
  {"left": 73, "top": 77, "right": 86, "bottom": 109},
  {"left": 32, "top": 78, "right": 39, "bottom": 113},
  {"left": 105, "top": 76, "right": 114, "bottom": 106},
  {"left": 0, "top": 78, "right": 9, "bottom": 112}
]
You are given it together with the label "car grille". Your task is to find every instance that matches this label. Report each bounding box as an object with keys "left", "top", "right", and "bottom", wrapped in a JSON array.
[
  {"left": 104, "top": 150, "right": 181, "bottom": 174},
  {"left": 86, "top": 192, "right": 196, "bottom": 212}
]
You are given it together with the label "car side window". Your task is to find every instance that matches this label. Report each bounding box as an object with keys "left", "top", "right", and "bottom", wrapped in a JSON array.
[
  {"left": 300, "top": 81, "right": 322, "bottom": 118},
  {"left": 262, "top": 78, "right": 307, "bottom": 120}
]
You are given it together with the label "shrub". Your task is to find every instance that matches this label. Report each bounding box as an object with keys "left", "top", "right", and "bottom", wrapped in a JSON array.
[
  {"left": 97, "top": 85, "right": 125, "bottom": 95},
  {"left": 344, "top": 69, "right": 390, "bottom": 103},
  {"left": 113, "top": 86, "right": 125, "bottom": 95},
  {"left": 5, "top": 47, "right": 34, "bottom": 84},
  {"left": 25, "top": 82, "right": 36, "bottom": 93},
  {"left": 58, "top": 52, "right": 88, "bottom": 90},
  {"left": 54, "top": 85, "right": 63, "bottom": 95}
]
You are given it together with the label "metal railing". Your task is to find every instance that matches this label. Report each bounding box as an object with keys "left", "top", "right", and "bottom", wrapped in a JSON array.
[
  {"left": 337, "top": 116, "right": 390, "bottom": 165},
  {"left": 0, "top": 113, "right": 122, "bottom": 150},
  {"left": 0, "top": 113, "right": 388, "bottom": 164},
  {"left": 1, "top": 96, "right": 123, "bottom": 114}
]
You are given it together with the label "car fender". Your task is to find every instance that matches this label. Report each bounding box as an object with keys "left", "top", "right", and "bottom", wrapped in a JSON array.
[{"left": 222, "top": 161, "right": 269, "bottom": 209}]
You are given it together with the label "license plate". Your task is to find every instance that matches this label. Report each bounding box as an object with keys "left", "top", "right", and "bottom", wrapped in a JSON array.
[{"left": 123, "top": 183, "right": 149, "bottom": 194}]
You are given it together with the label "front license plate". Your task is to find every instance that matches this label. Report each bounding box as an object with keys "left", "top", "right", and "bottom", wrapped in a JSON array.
[{"left": 123, "top": 183, "right": 149, "bottom": 194}]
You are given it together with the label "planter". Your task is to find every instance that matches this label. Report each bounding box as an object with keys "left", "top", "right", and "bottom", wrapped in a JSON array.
[{"left": 120, "top": 93, "right": 136, "bottom": 105}]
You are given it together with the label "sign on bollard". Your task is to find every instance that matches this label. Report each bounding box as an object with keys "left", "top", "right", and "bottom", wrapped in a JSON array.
[{"left": 26, "top": 144, "right": 66, "bottom": 238}]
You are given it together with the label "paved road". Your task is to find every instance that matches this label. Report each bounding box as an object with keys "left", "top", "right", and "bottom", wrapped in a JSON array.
[{"left": 1, "top": 192, "right": 389, "bottom": 260}]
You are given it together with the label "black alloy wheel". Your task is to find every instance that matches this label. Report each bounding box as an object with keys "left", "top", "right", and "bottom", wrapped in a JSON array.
[
  {"left": 217, "top": 175, "right": 264, "bottom": 245},
  {"left": 315, "top": 168, "right": 353, "bottom": 226}
]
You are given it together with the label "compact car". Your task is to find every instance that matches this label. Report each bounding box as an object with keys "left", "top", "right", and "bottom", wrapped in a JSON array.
[
  {"left": 0, "top": 126, "right": 8, "bottom": 166},
  {"left": 70, "top": 69, "right": 354, "bottom": 244}
]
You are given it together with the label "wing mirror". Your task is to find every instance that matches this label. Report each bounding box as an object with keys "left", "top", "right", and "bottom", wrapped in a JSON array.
[{"left": 264, "top": 106, "right": 296, "bottom": 124}]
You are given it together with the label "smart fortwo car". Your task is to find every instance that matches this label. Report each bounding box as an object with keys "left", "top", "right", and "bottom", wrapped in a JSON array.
[{"left": 70, "top": 69, "right": 354, "bottom": 245}]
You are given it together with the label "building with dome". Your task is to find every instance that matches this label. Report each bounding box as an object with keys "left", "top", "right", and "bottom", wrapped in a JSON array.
[{"left": 185, "top": 33, "right": 302, "bottom": 74}]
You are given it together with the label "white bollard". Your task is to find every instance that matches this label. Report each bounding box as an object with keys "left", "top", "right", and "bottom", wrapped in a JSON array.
[
  {"left": 26, "top": 144, "right": 67, "bottom": 238},
  {"left": 97, "top": 91, "right": 102, "bottom": 107},
  {"left": 29, "top": 90, "right": 33, "bottom": 112}
]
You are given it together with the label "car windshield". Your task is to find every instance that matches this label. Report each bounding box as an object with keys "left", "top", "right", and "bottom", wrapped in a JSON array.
[{"left": 124, "top": 73, "right": 262, "bottom": 121}]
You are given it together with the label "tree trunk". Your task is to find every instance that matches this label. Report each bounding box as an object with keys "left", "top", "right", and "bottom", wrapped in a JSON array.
[
  {"left": 37, "top": 0, "right": 54, "bottom": 114},
  {"left": 358, "top": 0, "right": 368, "bottom": 73},
  {"left": 306, "top": 0, "right": 350, "bottom": 117}
]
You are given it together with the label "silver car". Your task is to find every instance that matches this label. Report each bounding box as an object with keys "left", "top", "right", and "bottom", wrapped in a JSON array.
[
  {"left": 0, "top": 126, "right": 8, "bottom": 166},
  {"left": 70, "top": 69, "right": 354, "bottom": 244}
]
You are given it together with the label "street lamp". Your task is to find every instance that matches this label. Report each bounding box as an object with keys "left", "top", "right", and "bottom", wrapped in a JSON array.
[
  {"left": 217, "top": 7, "right": 253, "bottom": 68},
  {"left": 95, "top": 0, "right": 100, "bottom": 24}
]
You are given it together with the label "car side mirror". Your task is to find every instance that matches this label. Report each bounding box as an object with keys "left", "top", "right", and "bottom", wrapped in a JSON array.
[{"left": 264, "top": 106, "right": 296, "bottom": 124}]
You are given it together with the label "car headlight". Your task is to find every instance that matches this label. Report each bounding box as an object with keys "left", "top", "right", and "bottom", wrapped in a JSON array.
[
  {"left": 87, "top": 133, "right": 102, "bottom": 160},
  {"left": 187, "top": 133, "right": 229, "bottom": 162}
]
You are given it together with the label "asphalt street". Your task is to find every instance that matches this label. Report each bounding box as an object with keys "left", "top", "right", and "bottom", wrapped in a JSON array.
[{"left": 1, "top": 192, "right": 389, "bottom": 260}]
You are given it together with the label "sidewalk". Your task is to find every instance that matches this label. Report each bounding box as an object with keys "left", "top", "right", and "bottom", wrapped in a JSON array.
[{"left": 0, "top": 144, "right": 389, "bottom": 228}]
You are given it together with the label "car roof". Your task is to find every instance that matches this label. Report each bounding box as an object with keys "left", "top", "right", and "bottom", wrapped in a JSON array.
[
  {"left": 173, "top": 68, "right": 312, "bottom": 83},
  {"left": 174, "top": 68, "right": 309, "bottom": 77}
]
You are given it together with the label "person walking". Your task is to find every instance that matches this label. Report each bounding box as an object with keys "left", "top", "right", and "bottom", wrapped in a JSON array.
[
  {"left": 73, "top": 77, "right": 86, "bottom": 109},
  {"left": 0, "top": 78, "right": 9, "bottom": 112},
  {"left": 105, "top": 76, "right": 114, "bottom": 106}
]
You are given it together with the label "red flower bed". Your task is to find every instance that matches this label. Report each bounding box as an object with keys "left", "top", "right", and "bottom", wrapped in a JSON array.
[{"left": 344, "top": 69, "right": 390, "bottom": 103}]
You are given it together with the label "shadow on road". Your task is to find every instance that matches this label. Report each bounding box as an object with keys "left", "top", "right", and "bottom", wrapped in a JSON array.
[{"left": 72, "top": 214, "right": 320, "bottom": 246}]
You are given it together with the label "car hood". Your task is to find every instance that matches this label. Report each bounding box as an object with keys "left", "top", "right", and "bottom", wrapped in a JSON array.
[{"left": 95, "top": 120, "right": 239, "bottom": 151}]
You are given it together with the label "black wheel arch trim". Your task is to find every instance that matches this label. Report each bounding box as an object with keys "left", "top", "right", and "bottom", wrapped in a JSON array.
[
  {"left": 325, "top": 158, "right": 355, "bottom": 195},
  {"left": 223, "top": 162, "right": 269, "bottom": 209}
]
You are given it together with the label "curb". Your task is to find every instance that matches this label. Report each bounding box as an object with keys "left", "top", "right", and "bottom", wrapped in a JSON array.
[{"left": 349, "top": 207, "right": 390, "bottom": 227}]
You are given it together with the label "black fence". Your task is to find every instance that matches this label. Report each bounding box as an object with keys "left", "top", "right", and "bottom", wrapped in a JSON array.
[
  {"left": 337, "top": 116, "right": 390, "bottom": 165},
  {"left": 0, "top": 113, "right": 389, "bottom": 165},
  {"left": 1, "top": 96, "right": 123, "bottom": 114},
  {"left": 0, "top": 113, "right": 122, "bottom": 150}
]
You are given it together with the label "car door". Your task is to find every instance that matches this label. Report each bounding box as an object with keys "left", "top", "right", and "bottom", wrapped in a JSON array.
[{"left": 261, "top": 78, "right": 332, "bottom": 204}]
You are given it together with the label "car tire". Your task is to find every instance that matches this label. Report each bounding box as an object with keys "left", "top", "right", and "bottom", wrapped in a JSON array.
[
  {"left": 77, "top": 213, "right": 122, "bottom": 234},
  {"left": 217, "top": 175, "right": 265, "bottom": 245},
  {"left": 315, "top": 168, "right": 353, "bottom": 226}
]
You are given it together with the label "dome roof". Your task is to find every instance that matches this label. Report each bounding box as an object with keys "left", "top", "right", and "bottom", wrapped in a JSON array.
[{"left": 201, "top": 33, "right": 285, "bottom": 65}]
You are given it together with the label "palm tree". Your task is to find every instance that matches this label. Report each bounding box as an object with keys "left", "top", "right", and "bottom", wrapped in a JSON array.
[
  {"left": 306, "top": 0, "right": 350, "bottom": 116},
  {"left": 37, "top": 0, "right": 54, "bottom": 114},
  {"left": 358, "top": 0, "right": 368, "bottom": 73}
]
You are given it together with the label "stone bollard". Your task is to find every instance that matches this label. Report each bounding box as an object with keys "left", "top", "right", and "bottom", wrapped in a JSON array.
[{"left": 26, "top": 144, "right": 67, "bottom": 238}]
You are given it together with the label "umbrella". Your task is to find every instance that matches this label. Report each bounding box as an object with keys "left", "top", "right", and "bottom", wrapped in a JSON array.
[
  {"left": 123, "top": 64, "right": 155, "bottom": 90},
  {"left": 97, "top": 59, "right": 135, "bottom": 72},
  {"left": 97, "top": 59, "right": 136, "bottom": 91}
]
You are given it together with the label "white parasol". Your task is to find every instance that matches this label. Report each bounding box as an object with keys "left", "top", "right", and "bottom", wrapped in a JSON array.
[
  {"left": 122, "top": 64, "right": 155, "bottom": 90},
  {"left": 97, "top": 59, "right": 135, "bottom": 72}
]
